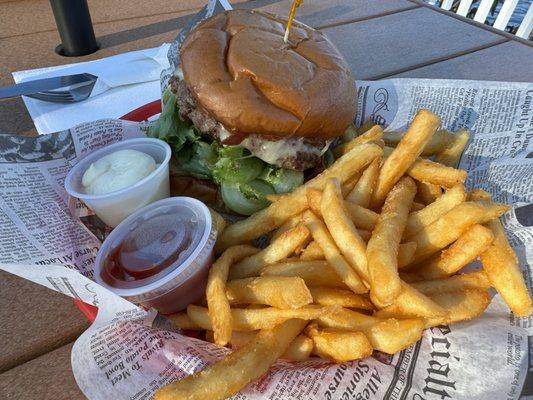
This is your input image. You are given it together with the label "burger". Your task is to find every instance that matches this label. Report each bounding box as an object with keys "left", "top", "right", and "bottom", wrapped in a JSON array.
[{"left": 149, "top": 9, "right": 356, "bottom": 215}]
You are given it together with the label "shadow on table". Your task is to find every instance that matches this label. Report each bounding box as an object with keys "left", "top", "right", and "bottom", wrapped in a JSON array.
[{"left": 96, "top": 0, "right": 284, "bottom": 50}]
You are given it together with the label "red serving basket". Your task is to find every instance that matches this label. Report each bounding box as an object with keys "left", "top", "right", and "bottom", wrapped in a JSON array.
[{"left": 73, "top": 99, "right": 163, "bottom": 322}]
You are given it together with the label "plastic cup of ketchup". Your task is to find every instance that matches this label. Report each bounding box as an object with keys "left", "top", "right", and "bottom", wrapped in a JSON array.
[{"left": 94, "top": 197, "right": 216, "bottom": 314}]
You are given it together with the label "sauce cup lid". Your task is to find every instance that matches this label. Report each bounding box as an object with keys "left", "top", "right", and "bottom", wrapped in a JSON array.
[{"left": 94, "top": 197, "right": 215, "bottom": 302}]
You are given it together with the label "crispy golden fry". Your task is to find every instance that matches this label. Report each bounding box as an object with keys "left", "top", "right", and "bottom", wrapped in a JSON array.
[
  {"left": 168, "top": 313, "right": 201, "bottom": 330},
  {"left": 425, "top": 289, "right": 490, "bottom": 327},
  {"left": 408, "top": 201, "right": 510, "bottom": 264},
  {"left": 411, "top": 271, "right": 491, "bottom": 296},
  {"left": 481, "top": 219, "right": 533, "bottom": 317},
  {"left": 270, "top": 213, "right": 303, "bottom": 241},
  {"left": 306, "top": 189, "right": 378, "bottom": 230},
  {"left": 188, "top": 305, "right": 333, "bottom": 331},
  {"left": 209, "top": 207, "right": 227, "bottom": 235},
  {"left": 299, "top": 241, "right": 325, "bottom": 261},
  {"left": 411, "top": 201, "right": 425, "bottom": 212},
  {"left": 207, "top": 245, "right": 259, "bottom": 346},
  {"left": 383, "top": 129, "right": 453, "bottom": 156},
  {"left": 265, "top": 193, "right": 282, "bottom": 202},
  {"left": 261, "top": 260, "right": 349, "bottom": 289},
  {"left": 341, "top": 172, "right": 362, "bottom": 197},
  {"left": 155, "top": 319, "right": 306, "bottom": 400},
  {"left": 398, "top": 241, "right": 417, "bottom": 268},
  {"left": 281, "top": 335, "right": 314, "bottom": 361},
  {"left": 405, "top": 185, "right": 467, "bottom": 238},
  {"left": 217, "top": 143, "right": 382, "bottom": 251},
  {"left": 230, "top": 224, "right": 310, "bottom": 279},
  {"left": 322, "top": 178, "right": 369, "bottom": 281},
  {"left": 435, "top": 128, "right": 470, "bottom": 167},
  {"left": 317, "top": 308, "right": 424, "bottom": 354},
  {"left": 407, "top": 159, "right": 467, "bottom": 188},
  {"left": 334, "top": 125, "right": 383, "bottom": 158},
  {"left": 367, "top": 177, "right": 416, "bottom": 305},
  {"left": 226, "top": 277, "right": 312, "bottom": 309},
  {"left": 413, "top": 225, "right": 494, "bottom": 278},
  {"left": 374, "top": 281, "right": 447, "bottom": 319},
  {"left": 309, "top": 287, "right": 374, "bottom": 310},
  {"left": 303, "top": 210, "right": 367, "bottom": 294},
  {"left": 228, "top": 330, "right": 256, "bottom": 349},
  {"left": 370, "top": 109, "right": 440, "bottom": 208},
  {"left": 415, "top": 181, "right": 442, "bottom": 205},
  {"left": 346, "top": 158, "right": 380, "bottom": 207},
  {"left": 306, "top": 324, "right": 373, "bottom": 363}
]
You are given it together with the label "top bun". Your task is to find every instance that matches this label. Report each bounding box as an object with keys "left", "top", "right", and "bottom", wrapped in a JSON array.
[{"left": 180, "top": 10, "right": 357, "bottom": 140}]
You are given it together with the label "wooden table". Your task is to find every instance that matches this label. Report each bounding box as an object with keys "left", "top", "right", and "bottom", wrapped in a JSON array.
[{"left": 0, "top": 0, "right": 531, "bottom": 398}]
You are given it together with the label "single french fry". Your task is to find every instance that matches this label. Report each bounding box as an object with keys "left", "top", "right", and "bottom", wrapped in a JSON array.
[
  {"left": 303, "top": 210, "right": 367, "bottom": 294},
  {"left": 168, "top": 313, "right": 201, "bottom": 330},
  {"left": 300, "top": 241, "right": 325, "bottom": 261},
  {"left": 415, "top": 181, "right": 442, "bottom": 205},
  {"left": 322, "top": 178, "right": 369, "bottom": 281},
  {"left": 228, "top": 330, "right": 256, "bottom": 350},
  {"left": 317, "top": 307, "right": 424, "bottom": 354},
  {"left": 271, "top": 213, "right": 303, "bottom": 241},
  {"left": 411, "top": 201, "right": 425, "bottom": 212},
  {"left": 407, "top": 159, "right": 467, "bottom": 188},
  {"left": 261, "top": 260, "right": 349, "bottom": 289},
  {"left": 425, "top": 289, "right": 490, "bottom": 327},
  {"left": 217, "top": 143, "right": 382, "bottom": 251},
  {"left": 155, "top": 319, "right": 307, "bottom": 400},
  {"left": 370, "top": 110, "right": 440, "bottom": 208},
  {"left": 367, "top": 177, "right": 416, "bottom": 305},
  {"left": 306, "top": 189, "right": 378, "bottom": 230},
  {"left": 481, "top": 219, "right": 533, "bottom": 316},
  {"left": 413, "top": 224, "right": 494, "bottom": 278},
  {"left": 398, "top": 241, "right": 417, "bottom": 268},
  {"left": 383, "top": 129, "right": 453, "bottom": 156},
  {"left": 187, "top": 304, "right": 334, "bottom": 331},
  {"left": 226, "top": 277, "right": 312, "bottom": 309},
  {"left": 435, "top": 129, "right": 470, "bottom": 167},
  {"left": 374, "top": 281, "right": 448, "bottom": 319},
  {"left": 410, "top": 271, "right": 491, "bottom": 296},
  {"left": 207, "top": 245, "right": 259, "bottom": 346},
  {"left": 281, "top": 334, "right": 314, "bottom": 361},
  {"left": 346, "top": 158, "right": 380, "bottom": 207},
  {"left": 341, "top": 172, "right": 362, "bottom": 197},
  {"left": 334, "top": 125, "right": 383, "bottom": 158},
  {"left": 408, "top": 201, "right": 510, "bottom": 264},
  {"left": 405, "top": 185, "right": 467, "bottom": 238},
  {"left": 306, "top": 324, "right": 373, "bottom": 363},
  {"left": 309, "top": 287, "right": 374, "bottom": 310},
  {"left": 230, "top": 224, "right": 310, "bottom": 279},
  {"left": 209, "top": 207, "right": 227, "bottom": 235}
]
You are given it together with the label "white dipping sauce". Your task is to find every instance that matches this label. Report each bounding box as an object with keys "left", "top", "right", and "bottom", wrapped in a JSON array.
[{"left": 82, "top": 149, "right": 156, "bottom": 195}]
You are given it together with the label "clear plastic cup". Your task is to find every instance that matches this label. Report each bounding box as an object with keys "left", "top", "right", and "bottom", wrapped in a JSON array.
[
  {"left": 94, "top": 197, "right": 216, "bottom": 314},
  {"left": 65, "top": 138, "right": 171, "bottom": 227}
]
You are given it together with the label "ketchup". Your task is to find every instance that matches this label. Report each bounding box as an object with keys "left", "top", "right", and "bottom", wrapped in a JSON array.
[{"left": 101, "top": 211, "right": 194, "bottom": 289}]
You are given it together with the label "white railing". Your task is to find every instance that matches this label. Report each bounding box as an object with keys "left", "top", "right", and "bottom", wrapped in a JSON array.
[{"left": 435, "top": 0, "right": 533, "bottom": 39}]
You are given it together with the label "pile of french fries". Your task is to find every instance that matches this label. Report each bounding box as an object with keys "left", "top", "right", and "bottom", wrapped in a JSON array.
[{"left": 156, "top": 109, "right": 533, "bottom": 400}]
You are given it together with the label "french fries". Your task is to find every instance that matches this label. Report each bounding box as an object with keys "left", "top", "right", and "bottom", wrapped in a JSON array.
[
  {"left": 226, "top": 276, "right": 312, "bottom": 309},
  {"left": 322, "top": 178, "right": 369, "bottom": 281},
  {"left": 155, "top": 319, "right": 307, "bottom": 400},
  {"left": 367, "top": 177, "right": 416, "bottom": 305},
  {"left": 207, "top": 245, "right": 259, "bottom": 345},
  {"left": 217, "top": 143, "right": 382, "bottom": 251},
  {"left": 309, "top": 287, "right": 374, "bottom": 310},
  {"left": 404, "top": 184, "right": 467, "bottom": 238},
  {"left": 165, "top": 108, "right": 531, "bottom": 400},
  {"left": 303, "top": 210, "right": 367, "bottom": 293},
  {"left": 346, "top": 158, "right": 380, "bottom": 207},
  {"left": 230, "top": 224, "right": 310, "bottom": 279},
  {"left": 407, "top": 159, "right": 467, "bottom": 188},
  {"left": 370, "top": 109, "right": 440, "bottom": 208},
  {"left": 306, "top": 323, "right": 373, "bottom": 363},
  {"left": 209, "top": 207, "right": 227, "bottom": 235},
  {"left": 413, "top": 224, "right": 494, "bottom": 278},
  {"left": 435, "top": 128, "right": 470, "bottom": 167}
]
